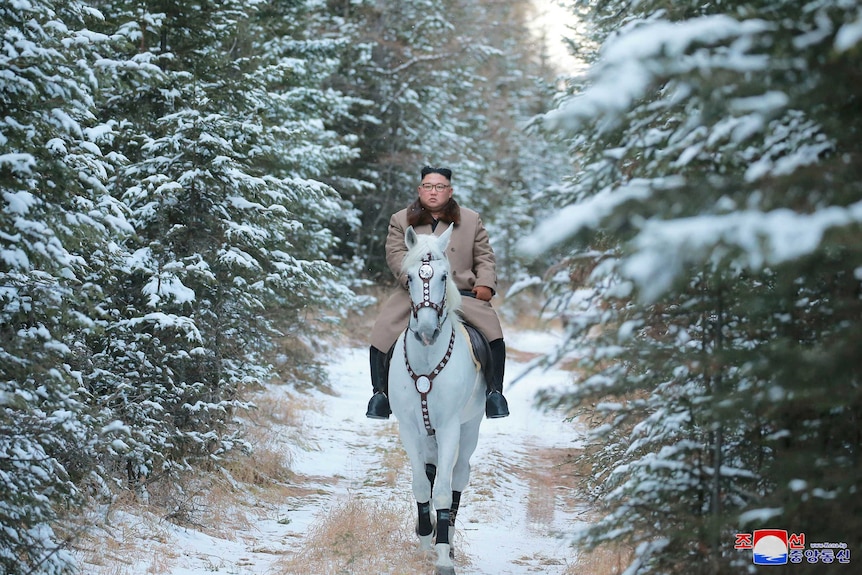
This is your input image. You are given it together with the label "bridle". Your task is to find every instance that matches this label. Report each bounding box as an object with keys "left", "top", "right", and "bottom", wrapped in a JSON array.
[{"left": 409, "top": 253, "right": 448, "bottom": 328}]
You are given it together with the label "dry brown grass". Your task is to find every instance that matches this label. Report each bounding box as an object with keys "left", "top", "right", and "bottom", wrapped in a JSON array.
[
  {"left": 239, "top": 389, "right": 307, "bottom": 466},
  {"left": 214, "top": 388, "right": 337, "bottom": 507},
  {"left": 72, "top": 489, "right": 181, "bottom": 575},
  {"left": 493, "top": 427, "right": 635, "bottom": 575},
  {"left": 494, "top": 443, "right": 584, "bottom": 529},
  {"left": 73, "top": 384, "right": 321, "bottom": 574},
  {"left": 565, "top": 543, "right": 634, "bottom": 575},
  {"left": 363, "top": 422, "right": 409, "bottom": 488},
  {"left": 274, "top": 496, "right": 437, "bottom": 575},
  {"left": 341, "top": 289, "right": 385, "bottom": 346}
]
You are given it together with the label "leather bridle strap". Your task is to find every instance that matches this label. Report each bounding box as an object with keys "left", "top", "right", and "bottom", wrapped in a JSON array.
[
  {"left": 404, "top": 327, "right": 456, "bottom": 436},
  {"left": 410, "top": 254, "right": 446, "bottom": 320}
]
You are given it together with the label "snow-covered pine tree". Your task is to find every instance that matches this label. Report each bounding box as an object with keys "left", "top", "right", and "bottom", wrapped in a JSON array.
[
  {"left": 250, "top": 0, "right": 363, "bottom": 290},
  {"left": 0, "top": 1, "right": 131, "bottom": 573},
  {"left": 86, "top": 0, "right": 359, "bottom": 485},
  {"left": 528, "top": 0, "right": 862, "bottom": 573}
]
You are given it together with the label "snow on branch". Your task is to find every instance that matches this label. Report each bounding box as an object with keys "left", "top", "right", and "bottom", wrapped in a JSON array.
[
  {"left": 624, "top": 200, "right": 862, "bottom": 302},
  {"left": 543, "top": 15, "right": 772, "bottom": 134}
]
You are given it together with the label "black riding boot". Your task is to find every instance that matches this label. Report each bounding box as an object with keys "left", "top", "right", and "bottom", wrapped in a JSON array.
[
  {"left": 486, "top": 339, "right": 510, "bottom": 418},
  {"left": 366, "top": 346, "right": 391, "bottom": 419}
]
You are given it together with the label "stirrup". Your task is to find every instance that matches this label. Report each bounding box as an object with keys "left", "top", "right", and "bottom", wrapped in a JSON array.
[
  {"left": 485, "top": 391, "right": 509, "bottom": 419},
  {"left": 366, "top": 392, "right": 391, "bottom": 419}
]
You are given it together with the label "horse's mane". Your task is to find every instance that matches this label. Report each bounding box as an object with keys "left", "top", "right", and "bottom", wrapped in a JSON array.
[{"left": 402, "top": 234, "right": 462, "bottom": 315}]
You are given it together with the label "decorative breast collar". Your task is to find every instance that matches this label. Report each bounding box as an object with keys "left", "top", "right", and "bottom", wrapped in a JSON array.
[{"left": 403, "top": 327, "right": 456, "bottom": 436}]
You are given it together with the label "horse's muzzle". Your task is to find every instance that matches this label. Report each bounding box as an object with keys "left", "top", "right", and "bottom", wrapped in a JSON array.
[{"left": 414, "top": 327, "right": 441, "bottom": 346}]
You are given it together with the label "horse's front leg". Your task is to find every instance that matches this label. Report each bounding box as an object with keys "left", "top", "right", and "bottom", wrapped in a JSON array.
[
  {"left": 430, "top": 422, "right": 460, "bottom": 574},
  {"left": 416, "top": 501, "right": 434, "bottom": 550},
  {"left": 399, "top": 426, "right": 435, "bottom": 551},
  {"left": 451, "top": 414, "right": 482, "bottom": 527}
]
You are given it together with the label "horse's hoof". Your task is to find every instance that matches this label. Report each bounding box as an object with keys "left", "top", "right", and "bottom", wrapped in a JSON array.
[
  {"left": 418, "top": 534, "right": 434, "bottom": 551},
  {"left": 435, "top": 544, "right": 455, "bottom": 575}
]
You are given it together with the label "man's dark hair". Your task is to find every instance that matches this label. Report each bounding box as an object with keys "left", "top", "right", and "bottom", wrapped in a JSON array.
[{"left": 421, "top": 166, "right": 452, "bottom": 180}]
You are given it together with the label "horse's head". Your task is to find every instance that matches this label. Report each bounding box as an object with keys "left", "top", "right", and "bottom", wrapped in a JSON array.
[{"left": 403, "top": 225, "right": 462, "bottom": 346}]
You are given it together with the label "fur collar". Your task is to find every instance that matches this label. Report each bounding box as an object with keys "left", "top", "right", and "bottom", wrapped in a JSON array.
[{"left": 406, "top": 198, "right": 461, "bottom": 228}]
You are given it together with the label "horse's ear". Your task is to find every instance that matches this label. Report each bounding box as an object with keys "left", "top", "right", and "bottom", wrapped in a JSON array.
[
  {"left": 405, "top": 225, "right": 418, "bottom": 250},
  {"left": 437, "top": 224, "right": 453, "bottom": 251}
]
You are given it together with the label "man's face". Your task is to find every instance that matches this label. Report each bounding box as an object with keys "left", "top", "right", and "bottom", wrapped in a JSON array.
[{"left": 418, "top": 173, "right": 453, "bottom": 212}]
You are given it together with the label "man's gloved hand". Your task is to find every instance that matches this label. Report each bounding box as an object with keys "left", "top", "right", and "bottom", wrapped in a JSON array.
[{"left": 472, "top": 285, "right": 493, "bottom": 302}]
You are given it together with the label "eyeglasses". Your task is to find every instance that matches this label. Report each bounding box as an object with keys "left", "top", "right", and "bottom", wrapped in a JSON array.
[{"left": 419, "top": 183, "right": 451, "bottom": 192}]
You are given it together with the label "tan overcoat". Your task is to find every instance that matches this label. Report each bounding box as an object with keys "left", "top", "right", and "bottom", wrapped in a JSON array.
[{"left": 369, "top": 201, "right": 504, "bottom": 352}]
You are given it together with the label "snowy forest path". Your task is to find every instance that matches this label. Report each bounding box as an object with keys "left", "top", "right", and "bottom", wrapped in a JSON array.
[{"left": 75, "top": 327, "right": 587, "bottom": 575}]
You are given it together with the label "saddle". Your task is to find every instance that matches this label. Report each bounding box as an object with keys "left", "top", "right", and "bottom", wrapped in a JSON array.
[
  {"left": 461, "top": 322, "right": 494, "bottom": 391},
  {"left": 457, "top": 290, "right": 494, "bottom": 388}
]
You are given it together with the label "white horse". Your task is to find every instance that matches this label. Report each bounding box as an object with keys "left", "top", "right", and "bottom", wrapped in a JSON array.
[{"left": 388, "top": 225, "right": 486, "bottom": 575}]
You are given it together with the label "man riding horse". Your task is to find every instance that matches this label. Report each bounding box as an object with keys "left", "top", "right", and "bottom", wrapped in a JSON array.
[{"left": 366, "top": 166, "right": 510, "bottom": 420}]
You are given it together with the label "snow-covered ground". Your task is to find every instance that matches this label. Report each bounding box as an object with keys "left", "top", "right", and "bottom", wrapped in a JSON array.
[{"left": 77, "top": 327, "right": 587, "bottom": 575}]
